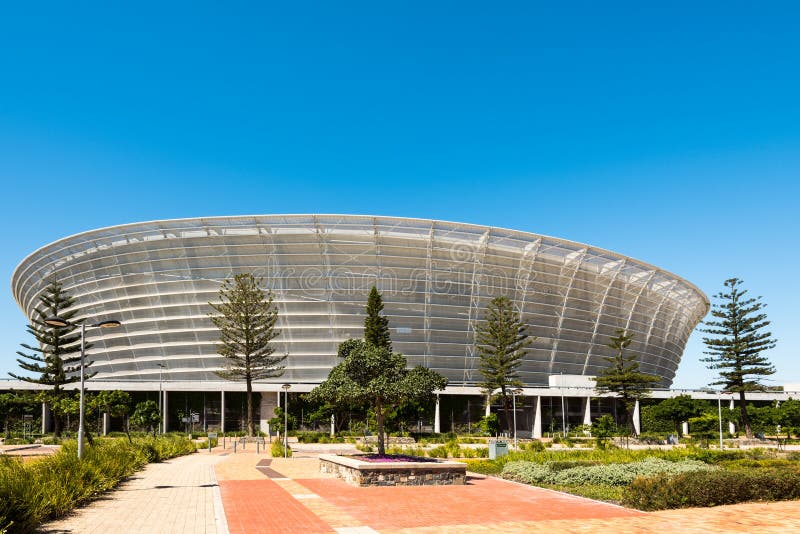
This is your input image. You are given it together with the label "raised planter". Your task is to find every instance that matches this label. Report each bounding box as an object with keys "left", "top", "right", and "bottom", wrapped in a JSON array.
[{"left": 319, "top": 454, "right": 466, "bottom": 487}]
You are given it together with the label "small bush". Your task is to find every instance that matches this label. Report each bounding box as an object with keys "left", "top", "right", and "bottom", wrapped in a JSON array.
[
  {"left": 523, "top": 440, "right": 545, "bottom": 452},
  {"left": 624, "top": 469, "right": 800, "bottom": 510},
  {"left": 271, "top": 440, "right": 292, "bottom": 457},
  {"left": 428, "top": 445, "right": 449, "bottom": 458}
]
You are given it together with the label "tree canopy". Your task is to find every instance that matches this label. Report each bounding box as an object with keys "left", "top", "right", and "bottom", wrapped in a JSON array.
[
  {"left": 364, "top": 285, "right": 392, "bottom": 350},
  {"left": 308, "top": 339, "right": 446, "bottom": 455}
]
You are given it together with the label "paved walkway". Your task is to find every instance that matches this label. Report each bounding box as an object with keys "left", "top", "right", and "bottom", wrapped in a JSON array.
[
  {"left": 40, "top": 448, "right": 800, "bottom": 533},
  {"left": 42, "top": 452, "right": 226, "bottom": 534}
]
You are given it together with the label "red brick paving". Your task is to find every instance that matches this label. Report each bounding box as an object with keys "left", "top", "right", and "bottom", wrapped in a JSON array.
[
  {"left": 219, "top": 479, "right": 334, "bottom": 533},
  {"left": 296, "top": 476, "right": 643, "bottom": 530}
]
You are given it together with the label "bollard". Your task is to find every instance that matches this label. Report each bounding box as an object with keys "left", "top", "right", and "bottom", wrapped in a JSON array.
[
  {"left": 257, "top": 439, "right": 260, "bottom": 454},
  {"left": 233, "top": 440, "right": 237, "bottom": 453},
  {"left": 208, "top": 439, "right": 212, "bottom": 452},
  {"left": 242, "top": 438, "right": 246, "bottom": 450},
  {"left": 223, "top": 435, "right": 226, "bottom": 449}
]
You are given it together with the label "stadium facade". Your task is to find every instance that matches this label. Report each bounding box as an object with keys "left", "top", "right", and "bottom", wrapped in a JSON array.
[{"left": 9, "top": 214, "right": 724, "bottom": 435}]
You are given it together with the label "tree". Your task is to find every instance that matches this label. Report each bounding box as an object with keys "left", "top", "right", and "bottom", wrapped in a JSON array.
[
  {"left": 364, "top": 286, "right": 392, "bottom": 350},
  {"left": 0, "top": 392, "right": 34, "bottom": 438},
  {"left": 131, "top": 400, "right": 161, "bottom": 436},
  {"left": 651, "top": 395, "right": 706, "bottom": 436},
  {"left": 701, "top": 278, "right": 777, "bottom": 438},
  {"left": 592, "top": 330, "right": 660, "bottom": 436},
  {"left": 10, "top": 279, "right": 89, "bottom": 437},
  {"left": 775, "top": 399, "right": 800, "bottom": 439},
  {"left": 90, "top": 390, "right": 132, "bottom": 442},
  {"left": 209, "top": 273, "right": 286, "bottom": 437},
  {"left": 308, "top": 290, "right": 447, "bottom": 455},
  {"left": 475, "top": 296, "right": 532, "bottom": 432}
]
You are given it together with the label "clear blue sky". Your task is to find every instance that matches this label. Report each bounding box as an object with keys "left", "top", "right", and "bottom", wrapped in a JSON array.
[{"left": 1, "top": 2, "right": 798, "bottom": 388}]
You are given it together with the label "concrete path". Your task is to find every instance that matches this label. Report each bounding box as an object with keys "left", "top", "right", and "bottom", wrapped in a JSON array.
[{"left": 42, "top": 451, "right": 227, "bottom": 534}]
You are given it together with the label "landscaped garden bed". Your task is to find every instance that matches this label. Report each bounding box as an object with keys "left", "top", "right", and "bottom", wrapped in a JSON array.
[
  {"left": 319, "top": 453, "right": 466, "bottom": 486},
  {"left": 462, "top": 445, "right": 800, "bottom": 509},
  {"left": 0, "top": 435, "right": 196, "bottom": 533}
]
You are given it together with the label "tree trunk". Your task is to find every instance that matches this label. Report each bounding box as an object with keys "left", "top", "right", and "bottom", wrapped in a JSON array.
[
  {"left": 125, "top": 415, "right": 133, "bottom": 443},
  {"left": 739, "top": 391, "right": 753, "bottom": 439},
  {"left": 376, "top": 396, "right": 385, "bottom": 456},
  {"left": 501, "top": 391, "right": 513, "bottom": 434},
  {"left": 246, "top": 379, "right": 254, "bottom": 437},
  {"left": 83, "top": 417, "right": 94, "bottom": 446},
  {"left": 53, "top": 412, "right": 62, "bottom": 438}
]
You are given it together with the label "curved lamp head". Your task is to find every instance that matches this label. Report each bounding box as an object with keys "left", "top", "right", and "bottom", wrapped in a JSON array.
[
  {"left": 281, "top": 384, "right": 291, "bottom": 391},
  {"left": 94, "top": 320, "right": 121, "bottom": 328},
  {"left": 512, "top": 388, "right": 523, "bottom": 395},
  {"left": 44, "top": 316, "right": 70, "bottom": 327},
  {"left": 44, "top": 317, "right": 121, "bottom": 329}
]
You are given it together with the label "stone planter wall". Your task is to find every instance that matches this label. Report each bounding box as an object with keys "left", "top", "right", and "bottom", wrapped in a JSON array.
[{"left": 319, "top": 454, "right": 466, "bottom": 487}]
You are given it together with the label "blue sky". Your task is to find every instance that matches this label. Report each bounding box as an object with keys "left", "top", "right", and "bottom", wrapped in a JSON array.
[{"left": 0, "top": 2, "right": 798, "bottom": 388}]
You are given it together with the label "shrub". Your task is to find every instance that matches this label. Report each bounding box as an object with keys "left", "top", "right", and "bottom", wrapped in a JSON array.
[
  {"left": 271, "top": 440, "right": 292, "bottom": 457},
  {"left": 523, "top": 440, "right": 545, "bottom": 452},
  {"left": 502, "top": 458, "right": 715, "bottom": 487},
  {"left": 624, "top": 469, "right": 800, "bottom": 510},
  {"left": 428, "top": 445, "right": 449, "bottom": 458}
]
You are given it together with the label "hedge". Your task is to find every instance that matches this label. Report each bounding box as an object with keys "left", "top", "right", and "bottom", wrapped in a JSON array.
[
  {"left": 623, "top": 468, "right": 800, "bottom": 510},
  {"left": 502, "top": 458, "right": 715, "bottom": 487}
]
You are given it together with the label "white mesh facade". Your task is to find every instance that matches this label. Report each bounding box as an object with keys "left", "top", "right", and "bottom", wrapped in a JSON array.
[{"left": 12, "top": 215, "right": 709, "bottom": 387}]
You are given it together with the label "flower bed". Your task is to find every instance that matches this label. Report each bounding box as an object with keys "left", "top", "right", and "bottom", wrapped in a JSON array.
[
  {"left": 355, "top": 454, "right": 437, "bottom": 463},
  {"left": 319, "top": 454, "right": 466, "bottom": 486}
]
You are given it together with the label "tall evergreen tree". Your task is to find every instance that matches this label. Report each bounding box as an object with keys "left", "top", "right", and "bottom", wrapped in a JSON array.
[
  {"left": 9, "top": 279, "right": 87, "bottom": 437},
  {"left": 364, "top": 285, "right": 392, "bottom": 350},
  {"left": 476, "top": 296, "right": 532, "bottom": 432},
  {"left": 209, "top": 273, "right": 286, "bottom": 437},
  {"left": 701, "top": 278, "right": 777, "bottom": 438},
  {"left": 592, "top": 330, "right": 660, "bottom": 436}
]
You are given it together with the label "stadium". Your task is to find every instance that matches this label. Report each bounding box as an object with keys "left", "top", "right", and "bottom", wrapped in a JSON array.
[{"left": 9, "top": 215, "right": 713, "bottom": 434}]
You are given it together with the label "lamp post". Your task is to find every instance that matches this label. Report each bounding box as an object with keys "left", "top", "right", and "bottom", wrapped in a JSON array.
[
  {"left": 157, "top": 363, "right": 166, "bottom": 434},
  {"left": 281, "top": 384, "right": 291, "bottom": 458},
  {"left": 511, "top": 388, "right": 523, "bottom": 450},
  {"left": 44, "top": 317, "right": 121, "bottom": 460},
  {"left": 717, "top": 391, "right": 724, "bottom": 450},
  {"left": 560, "top": 371, "right": 567, "bottom": 438}
]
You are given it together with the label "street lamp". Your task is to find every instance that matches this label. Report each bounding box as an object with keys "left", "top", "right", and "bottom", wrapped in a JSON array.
[
  {"left": 44, "top": 316, "right": 121, "bottom": 460},
  {"left": 281, "top": 384, "right": 291, "bottom": 458},
  {"left": 157, "top": 363, "right": 167, "bottom": 434},
  {"left": 511, "top": 388, "right": 523, "bottom": 450}
]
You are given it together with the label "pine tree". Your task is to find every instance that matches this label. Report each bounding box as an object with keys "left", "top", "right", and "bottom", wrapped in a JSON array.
[
  {"left": 9, "top": 279, "right": 88, "bottom": 437},
  {"left": 209, "top": 273, "right": 286, "bottom": 437},
  {"left": 476, "top": 296, "right": 532, "bottom": 433},
  {"left": 364, "top": 286, "right": 392, "bottom": 350},
  {"left": 701, "top": 278, "right": 777, "bottom": 439},
  {"left": 592, "top": 330, "right": 660, "bottom": 436}
]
